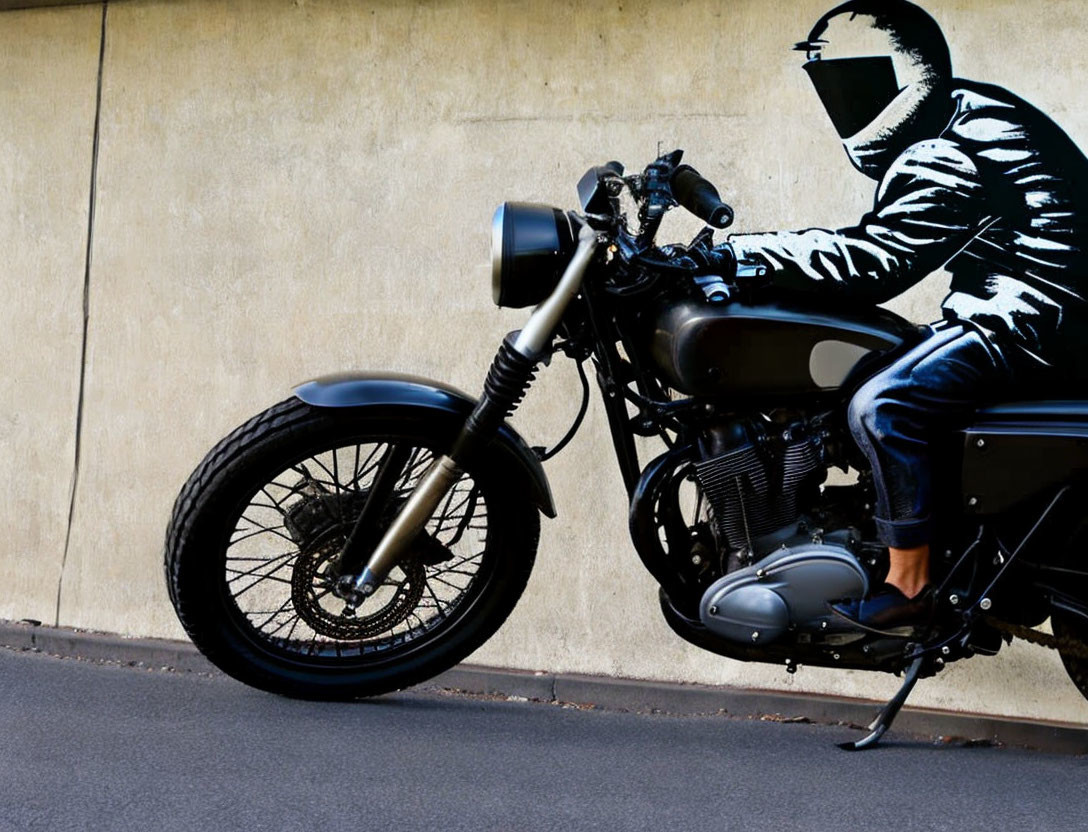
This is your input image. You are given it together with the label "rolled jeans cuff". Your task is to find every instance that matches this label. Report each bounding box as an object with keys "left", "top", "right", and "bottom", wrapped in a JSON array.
[{"left": 874, "top": 516, "right": 932, "bottom": 549}]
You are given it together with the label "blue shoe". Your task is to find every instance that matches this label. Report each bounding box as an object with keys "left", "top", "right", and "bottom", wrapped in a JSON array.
[{"left": 832, "top": 584, "right": 935, "bottom": 635}]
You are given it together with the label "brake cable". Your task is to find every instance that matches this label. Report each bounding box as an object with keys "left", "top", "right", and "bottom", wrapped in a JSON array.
[{"left": 535, "top": 356, "right": 591, "bottom": 462}]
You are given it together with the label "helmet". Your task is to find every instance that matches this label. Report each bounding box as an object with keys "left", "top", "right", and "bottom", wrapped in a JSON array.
[{"left": 796, "top": 0, "right": 953, "bottom": 178}]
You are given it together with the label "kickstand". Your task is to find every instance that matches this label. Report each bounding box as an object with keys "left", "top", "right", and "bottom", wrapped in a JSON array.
[{"left": 838, "top": 655, "right": 925, "bottom": 751}]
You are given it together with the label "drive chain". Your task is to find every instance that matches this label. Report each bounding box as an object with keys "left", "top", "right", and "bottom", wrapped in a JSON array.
[{"left": 983, "top": 616, "right": 1088, "bottom": 661}]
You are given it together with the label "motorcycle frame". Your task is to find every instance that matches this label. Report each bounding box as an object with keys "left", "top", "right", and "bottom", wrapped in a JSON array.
[{"left": 558, "top": 254, "right": 1088, "bottom": 657}]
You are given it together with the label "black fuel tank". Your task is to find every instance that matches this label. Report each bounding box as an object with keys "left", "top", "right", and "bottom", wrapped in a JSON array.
[{"left": 648, "top": 298, "right": 921, "bottom": 398}]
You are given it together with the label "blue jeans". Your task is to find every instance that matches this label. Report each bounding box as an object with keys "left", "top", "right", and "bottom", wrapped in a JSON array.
[{"left": 846, "top": 322, "right": 1024, "bottom": 549}]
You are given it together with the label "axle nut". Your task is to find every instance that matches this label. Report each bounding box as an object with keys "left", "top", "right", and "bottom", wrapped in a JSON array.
[{"left": 980, "top": 598, "right": 993, "bottom": 611}]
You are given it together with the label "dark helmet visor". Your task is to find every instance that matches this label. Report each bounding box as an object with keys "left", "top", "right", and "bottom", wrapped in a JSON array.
[{"left": 803, "top": 56, "right": 902, "bottom": 138}]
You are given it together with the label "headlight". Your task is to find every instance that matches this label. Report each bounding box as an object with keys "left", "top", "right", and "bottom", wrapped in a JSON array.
[{"left": 491, "top": 202, "right": 574, "bottom": 308}]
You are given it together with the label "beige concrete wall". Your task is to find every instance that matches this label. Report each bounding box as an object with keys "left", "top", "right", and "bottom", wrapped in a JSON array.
[
  {"left": 0, "top": 5, "right": 102, "bottom": 625},
  {"left": 5, "top": 0, "right": 1088, "bottom": 722}
]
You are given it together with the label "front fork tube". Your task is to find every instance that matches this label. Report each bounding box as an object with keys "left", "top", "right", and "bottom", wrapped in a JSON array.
[{"left": 349, "top": 224, "right": 599, "bottom": 598}]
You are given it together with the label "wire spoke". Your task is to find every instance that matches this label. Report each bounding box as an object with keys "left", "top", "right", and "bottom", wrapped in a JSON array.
[
  {"left": 252, "top": 597, "right": 296, "bottom": 631},
  {"left": 428, "top": 574, "right": 469, "bottom": 593},
  {"left": 309, "top": 454, "right": 343, "bottom": 495},
  {"left": 430, "top": 551, "right": 485, "bottom": 572},
  {"left": 230, "top": 556, "right": 298, "bottom": 599},
  {"left": 423, "top": 579, "right": 450, "bottom": 618},
  {"left": 265, "top": 612, "right": 302, "bottom": 639},
  {"left": 227, "top": 570, "right": 293, "bottom": 588},
  {"left": 428, "top": 567, "right": 479, "bottom": 579},
  {"left": 284, "top": 614, "right": 302, "bottom": 643},
  {"left": 226, "top": 550, "right": 296, "bottom": 580},
  {"left": 227, "top": 571, "right": 293, "bottom": 588},
  {"left": 232, "top": 515, "right": 297, "bottom": 546},
  {"left": 346, "top": 444, "right": 386, "bottom": 490},
  {"left": 260, "top": 485, "right": 294, "bottom": 511}
]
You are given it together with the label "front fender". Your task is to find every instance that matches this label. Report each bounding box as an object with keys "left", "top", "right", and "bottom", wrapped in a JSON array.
[{"left": 293, "top": 372, "right": 557, "bottom": 518}]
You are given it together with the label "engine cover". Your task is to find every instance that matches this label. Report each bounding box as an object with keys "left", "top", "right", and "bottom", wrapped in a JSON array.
[{"left": 699, "top": 543, "right": 869, "bottom": 644}]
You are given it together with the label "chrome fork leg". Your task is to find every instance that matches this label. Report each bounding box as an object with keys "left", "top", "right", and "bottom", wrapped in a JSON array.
[
  {"left": 348, "top": 337, "right": 536, "bottom": 598},
  {"left": 352, "top": 455, "right": 463, "bottom": 596},
  {"left": 348, "top": 226, "right": 599, "bottom": 598}
]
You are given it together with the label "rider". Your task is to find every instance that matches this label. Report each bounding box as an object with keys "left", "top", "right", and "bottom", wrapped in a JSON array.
[{"left": 696, "top": 0, "right": 1088, "bottom": 629}]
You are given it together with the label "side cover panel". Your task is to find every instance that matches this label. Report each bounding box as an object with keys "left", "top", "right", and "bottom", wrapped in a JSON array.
[
  {"left": 962, "top": 400, "right": 1088, "bottom": 515},
  {"left": 293, "top": 372, "right": 556, "bottom": 518}
]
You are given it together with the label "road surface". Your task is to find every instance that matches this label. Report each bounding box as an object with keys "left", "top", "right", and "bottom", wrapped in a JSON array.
[{"left": 1, "top": 648, "right": 1085, "bottom": 831}]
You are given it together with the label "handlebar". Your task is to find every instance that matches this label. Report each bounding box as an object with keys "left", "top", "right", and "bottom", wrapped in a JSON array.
[{"left": 670, "top": 165, "right": 734, "bottom": 229}]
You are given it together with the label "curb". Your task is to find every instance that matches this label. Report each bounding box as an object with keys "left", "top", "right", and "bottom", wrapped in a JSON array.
[{"left": 3, "top": 619, "right": 1086, "bottom": 754}]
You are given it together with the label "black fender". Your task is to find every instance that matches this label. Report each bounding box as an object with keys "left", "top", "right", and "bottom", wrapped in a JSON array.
[{"left": 293, "top": 372, "right": 556, "bottom": 518}]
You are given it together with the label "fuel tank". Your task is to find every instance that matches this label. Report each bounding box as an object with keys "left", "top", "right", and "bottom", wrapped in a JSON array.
[{"left": 647, "top": 298, "right": 922, "bottom": 398}]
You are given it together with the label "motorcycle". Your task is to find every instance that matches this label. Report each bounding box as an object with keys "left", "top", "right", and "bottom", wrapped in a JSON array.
[{"left": 166, "top": 149, "right": 1088, "bottom": 749}]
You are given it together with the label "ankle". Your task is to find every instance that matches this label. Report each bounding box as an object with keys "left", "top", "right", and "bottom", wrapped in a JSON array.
[
  {"left": 886, "top": 545, "right": 930, "bottom": 599},
  {"left": 885, "top": 578, "right": 928, "bottom": 599}
]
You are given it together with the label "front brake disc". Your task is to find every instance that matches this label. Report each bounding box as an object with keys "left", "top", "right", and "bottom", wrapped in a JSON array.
[{"left": 291, "top": 538, "right": 426, "bottom": 640}]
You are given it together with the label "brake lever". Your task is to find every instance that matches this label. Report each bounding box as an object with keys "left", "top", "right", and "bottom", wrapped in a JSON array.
[{"left": 690, "top": 225, "right": 716, "bottom": 249}]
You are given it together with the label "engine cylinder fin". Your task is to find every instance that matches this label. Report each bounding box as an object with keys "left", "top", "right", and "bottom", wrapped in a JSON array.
[{"left": 694, "top": 437, "right": 820, "bottom": 551}]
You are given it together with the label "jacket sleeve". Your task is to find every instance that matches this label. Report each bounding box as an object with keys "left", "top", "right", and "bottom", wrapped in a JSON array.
[{"left": 728, "top": 139, "right": 987, "bottom": 304}]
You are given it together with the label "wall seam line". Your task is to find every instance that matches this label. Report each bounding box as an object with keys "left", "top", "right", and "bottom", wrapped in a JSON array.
[{"left": 56, "top": 0, "right": 108, "bottom": 627}]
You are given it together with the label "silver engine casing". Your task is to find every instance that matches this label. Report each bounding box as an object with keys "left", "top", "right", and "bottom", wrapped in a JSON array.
[{"left": 699, "top": 542, "right": 869, "bottom": 644}]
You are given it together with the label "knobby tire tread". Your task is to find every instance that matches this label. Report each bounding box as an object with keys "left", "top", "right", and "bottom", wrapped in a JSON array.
[{"left": 165, "top": 398, "right": 313, "bottom": 608}]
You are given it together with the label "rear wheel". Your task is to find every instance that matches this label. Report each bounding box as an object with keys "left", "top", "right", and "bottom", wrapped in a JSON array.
[
  {"left": 1052, "top": 611, "right": 1088, "bottom": 703},
  {"left": 165, "top": 398, "right": 539, "bottom": 699}
]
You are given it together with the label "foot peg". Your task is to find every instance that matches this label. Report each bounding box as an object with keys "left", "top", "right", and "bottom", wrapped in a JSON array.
[{"left": 838, "top": 655, "right": 924, "bottom": 751}]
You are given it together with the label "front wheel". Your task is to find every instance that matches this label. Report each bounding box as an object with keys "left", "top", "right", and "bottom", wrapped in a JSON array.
[{"left": 165, "top": 398, "right": 540, "bottom": 699}]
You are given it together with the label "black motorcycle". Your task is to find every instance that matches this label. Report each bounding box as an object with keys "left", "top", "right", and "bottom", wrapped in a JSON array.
[{"left": 166, "top": 150, "right": 1088, "bottom": 749}]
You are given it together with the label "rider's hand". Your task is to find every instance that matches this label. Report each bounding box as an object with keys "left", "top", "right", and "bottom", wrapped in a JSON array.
[
  {"left": 659, "top": 241, "right": 736, "bottom": 276},
  {"left": 690, "top": 230, "right": 771, "bottom": 290}
]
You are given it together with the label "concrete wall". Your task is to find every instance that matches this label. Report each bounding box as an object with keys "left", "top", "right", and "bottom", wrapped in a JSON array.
[
  {"left": 0, "top": 4, "right": 101, "bottom": 627},
  {"left": 5, "top": 0, "right": 1088, "bottom": 722}
]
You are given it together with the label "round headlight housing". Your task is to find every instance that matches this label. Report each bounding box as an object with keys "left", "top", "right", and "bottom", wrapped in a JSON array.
[{"left": 491, "top": 202, "right": 574, "bottom": 308}]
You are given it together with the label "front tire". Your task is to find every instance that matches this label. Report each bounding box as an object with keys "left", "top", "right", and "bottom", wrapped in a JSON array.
[{"left": 165, "top": 398, "right": 539, "bottom": 699}]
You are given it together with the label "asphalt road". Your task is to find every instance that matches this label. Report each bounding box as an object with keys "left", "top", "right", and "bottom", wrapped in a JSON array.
[{"left": 1, "top": 649, "right": 1086, "bottom": 832}]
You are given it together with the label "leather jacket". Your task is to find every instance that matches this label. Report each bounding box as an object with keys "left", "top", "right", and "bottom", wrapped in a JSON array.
[{"left": 729, "top": 79, "right": 1088, "bottom": 375}]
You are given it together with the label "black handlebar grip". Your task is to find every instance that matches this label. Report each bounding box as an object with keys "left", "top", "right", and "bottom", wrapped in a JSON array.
[{"left": 671, "top": 165, "right": 734, "bottom": 229}]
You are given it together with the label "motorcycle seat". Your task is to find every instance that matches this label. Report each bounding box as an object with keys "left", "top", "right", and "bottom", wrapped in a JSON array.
[
  {"left": 963, "top": 400, "right": 1088, "bottom": 515},
  {"left": 973, "top": 400, "right": 1088, "bottom": 422}
]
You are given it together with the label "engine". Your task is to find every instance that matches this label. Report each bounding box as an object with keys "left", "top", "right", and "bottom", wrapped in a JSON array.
[
  {"left": 693, "top": 416, "right": 826, "bottom": 560},
  {"left": 630, "top": 412, "right": 881, "bottom": 649},
  {"left": 690, "top": 414, "right": 878, "bottom": 646}
]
